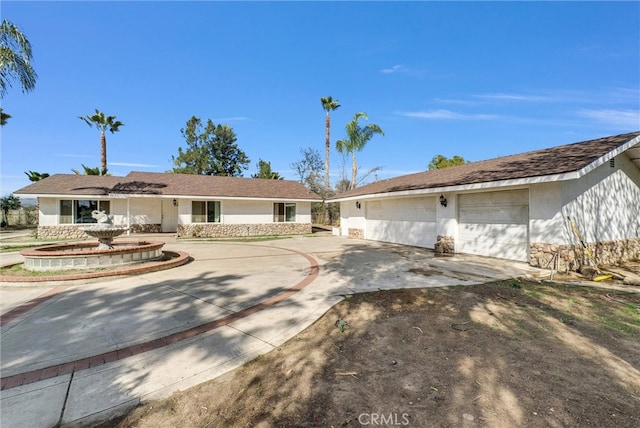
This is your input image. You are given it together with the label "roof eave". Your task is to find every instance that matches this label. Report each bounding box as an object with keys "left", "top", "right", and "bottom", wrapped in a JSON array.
[
  {"left": 330, "top": 171, "right": 582, "bottom": 202},
  {"left": 15, "top": 192, "right": 322, "bottom": 202}
]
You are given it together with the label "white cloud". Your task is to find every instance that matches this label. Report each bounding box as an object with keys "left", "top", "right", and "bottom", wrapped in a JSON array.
[
  {"left": 575, "top": 109, "right": 640, "bottom": 128},
  {"left": 381, "top": 64, "right": 406, "bottom": 74},
  {"left": 214, "top": 116, "right": 249, "bottom": 122},
  {"left": 380, "top": 64, "right": 426, "bottom": 77},
  {"left": 398, "top": 109, "right": 499, "bottom": 121},
  {"left": 473, "top": 93, "right": 552, "bottom": 102}
]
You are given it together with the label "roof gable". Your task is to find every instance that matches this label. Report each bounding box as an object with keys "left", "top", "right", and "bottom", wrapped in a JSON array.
[
  {"left": 15, "top": 172, "right": 322, "bottom": 201},
  {"left": 332, "top": 131, "right": 640, "bottom": 200}
]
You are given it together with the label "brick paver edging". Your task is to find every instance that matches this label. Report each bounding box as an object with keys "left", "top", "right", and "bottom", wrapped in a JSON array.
[
  {"left": 0, "top": 250, "right": 191, "bottom": 283},
  {"left": 0, "top": 247, "right": 320, "bottom": 391}
]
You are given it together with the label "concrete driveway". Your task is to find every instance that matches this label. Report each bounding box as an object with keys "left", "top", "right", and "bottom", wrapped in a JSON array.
[{"left": 0, "top": 235, "right": 544, "bottom": 427}]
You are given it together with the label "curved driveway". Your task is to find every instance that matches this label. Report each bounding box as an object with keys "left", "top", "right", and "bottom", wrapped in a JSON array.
[{"left": 0, "top": 234, "right": 543, "bottom": 427}]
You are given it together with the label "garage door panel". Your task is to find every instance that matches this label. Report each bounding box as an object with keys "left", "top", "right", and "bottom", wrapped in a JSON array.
[
  {"left": 367, "top": 219, "right": 436, "bottom": 248},
  {"left": 459, "top": 206, "right": 528, "bottom": 224},
  {"left": 458, "top": 190, "right": 529, "bottom": 261},
  {"left": 368, "top": 197, "right": 436, "bottom": 222}
]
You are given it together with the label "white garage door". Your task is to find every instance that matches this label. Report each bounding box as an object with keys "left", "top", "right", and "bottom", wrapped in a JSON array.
[
  {"left": 366, "top": 196, "right": 437, "bottom": 248},
  {"left": 458, "top": 190, "right": 529, "bottom": 261}
]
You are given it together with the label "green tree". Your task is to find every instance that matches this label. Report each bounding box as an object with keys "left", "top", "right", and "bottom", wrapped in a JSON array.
[
  {"left": 0, "top": 107, "right": 10, "bottom": 126},
  {"left": 71, "top": 164, "right": 108, "bottom": 175},
  {"left": 79, "top": 109, "right": 124, "bottom": 174},
  {"left": 321, "top": 96, "right": 340, "bottom": 190},
  {"left": 172, "top": 116, "right": 250, "bottom": 176},
  {"left": 0, "top": 194, "right": 21, "bottom": 227},
  {"left": 24, "top": 170, "right": 50, "bottom": 182},
  {"left": 0, "top": 19, "right": 37, "bottom": 99},
  {"left": 336, "top": 112, "right": 384, "bottom": 190},
  {"left": 428, "top": 154, "right": 468, "bottom": 170},
  {"left": 252, "top": 159, "right": 283, "bottom": 180}
]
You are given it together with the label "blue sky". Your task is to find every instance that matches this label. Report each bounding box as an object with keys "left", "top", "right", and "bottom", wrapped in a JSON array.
[{"left": 2, "top": 1, "right": 639, "bottom": 195}]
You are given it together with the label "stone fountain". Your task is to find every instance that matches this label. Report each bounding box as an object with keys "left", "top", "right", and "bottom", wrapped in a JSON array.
[
  {"left": 81, "top": 210, "right": 129, "bottom": 249},
  {"left": 21, "top": 211, "right": 166, "bottom": 271}
]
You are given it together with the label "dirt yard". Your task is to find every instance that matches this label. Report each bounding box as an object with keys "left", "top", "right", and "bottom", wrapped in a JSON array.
[{"left": 107, "top": 280, "right": 640, "bottom": 428}]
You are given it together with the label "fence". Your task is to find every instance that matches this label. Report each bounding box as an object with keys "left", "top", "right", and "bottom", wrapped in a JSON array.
[{"left": 1, "top": 207, "right": 39, "bottom": 227}]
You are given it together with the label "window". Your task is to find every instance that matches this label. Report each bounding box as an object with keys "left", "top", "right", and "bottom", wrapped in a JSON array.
[
  {"left": 273, "top": 203, "right": 296, "bottom": 222},
  {"left": 60, "top": 200, "right": 110, "bottom": 224},
  {"left": 192, "top": 201, "right": 220, "bottom": 223}
]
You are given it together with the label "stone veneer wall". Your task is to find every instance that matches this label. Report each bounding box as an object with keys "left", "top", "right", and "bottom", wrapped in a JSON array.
[
  {"left": 530, "top": 237, "right": 640, "bottom": 272},
  {"left": 434, "top": 235, "right": 455, "bottom": 254},
  {"left": 129, "top": 224, "right": 162, "bottom": 233},
  {"left": 177, "top": 223, "right": 311, "bottom": 238},
  {"left": 37, "top": 224, "right": 162, "bottom": 239},
  {"left": 37, "top": 225, "right": 90, "bottom": 240},
  {"left": 348, "top": 228, "right": 364, "bottom": 239}
]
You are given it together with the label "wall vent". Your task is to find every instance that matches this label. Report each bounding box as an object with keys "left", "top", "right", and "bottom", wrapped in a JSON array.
[{"left": 609, "top": 158, "right": 615, "bottom": 168}]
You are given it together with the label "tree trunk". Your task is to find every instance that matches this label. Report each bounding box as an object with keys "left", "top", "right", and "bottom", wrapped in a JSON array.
[
  {"left": 100, "top": 131, "right": 107, "bottom": 174},
  {"left": 351, "top": 151, "right": 357, "bottom": 190},
  {"left": 324, "top": 113, "right": 330, "bottom": 190}
]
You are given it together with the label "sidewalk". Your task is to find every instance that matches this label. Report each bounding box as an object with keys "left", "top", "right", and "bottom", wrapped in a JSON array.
[{"left": 1, "top": 235, "right": 545, "bottom": 427}]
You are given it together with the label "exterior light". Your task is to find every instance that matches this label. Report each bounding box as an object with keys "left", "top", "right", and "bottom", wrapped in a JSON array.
[
  {"left": 173, "top": 199, "right": 178, "bottom": 207},
  {"left": 355, "top": 201, "right": 362, "bottom": 209},
  {"left": 439, "top": 194, "right": 447, "bottom": 207}
]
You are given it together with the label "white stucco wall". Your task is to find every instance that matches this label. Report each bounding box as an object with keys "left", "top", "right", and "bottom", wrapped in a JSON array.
[
  {"left": 38, "top": 198, "right": 58, "bottom": 226},
  {"left": 340, "top": 201, "right": 365, "bottom": 236},
  {"left": 129, "top": 198, "right": 162, "bottom": 225},
  {"left": 179, "top": 199, "right": 312, "bottom": 224},
  {"left": 530, "top": 153, "right": 640, "bottom": 244}
]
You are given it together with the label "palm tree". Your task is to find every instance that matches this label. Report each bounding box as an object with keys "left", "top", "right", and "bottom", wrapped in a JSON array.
[
  {"left": 321, "top": 96, "right": 340, "bottom": 192},
  {"left": 24, "top": 170, "right": 50, "bottom": 182},
  {"left": 335, "top": 112, "right": 384, "bottom": 190},
  {"left": 0, "top": 19, "right": 37, "bottom": 99},
  {"left": 0, "top": 108, "right": 11, "bottom": 126},
  {"left": 79, "top": 109, "right": 124, "bottom": 174},
  {"left": 71, "top": 164, "right": 108, "bottom": 176}
]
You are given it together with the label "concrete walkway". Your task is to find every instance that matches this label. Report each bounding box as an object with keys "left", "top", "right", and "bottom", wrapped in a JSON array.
[{"left": 1, "top": 235, "right": 544, "bottom": 427}]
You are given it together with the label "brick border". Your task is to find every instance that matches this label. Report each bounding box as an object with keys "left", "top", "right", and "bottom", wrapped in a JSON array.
[
  {"left": 0, "top": 247, "right": 319, "bottom": 391},
  {"left": 0, "top": 250, "right": 190, "bottom": 283}
]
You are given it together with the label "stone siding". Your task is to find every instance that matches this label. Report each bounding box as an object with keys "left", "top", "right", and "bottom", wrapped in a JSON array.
[
  {"left": 177, "top": 223, "right": 311, "bottom": 238},
  {"left": 37, "top": 224, "right": 162, "bottom": 239},
  {"left": 129, "top": 224, "right": 162, "bottom": 233},
  {"left": 530, "top": 237, "right": 640, "bottom": 272},
  {"left": 434, "top": 235, "right": 455, "bottom": 254},
  {"left": 348, "top": 228, "right": 364, "bottom": 239},
  {"left": 37, "top": 225, "right": 90, "bottom": 240}
]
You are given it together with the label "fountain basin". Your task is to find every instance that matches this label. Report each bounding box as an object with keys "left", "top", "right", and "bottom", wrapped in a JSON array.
[{"left": 20, "top": 241, "right": 165, "bottom": 271}]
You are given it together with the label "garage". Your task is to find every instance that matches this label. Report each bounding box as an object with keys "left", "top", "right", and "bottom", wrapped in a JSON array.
[
  {"left": 365, "top": 196, "right": 437, "bottom": 248},
  {"left": 458, "top": 189, "right": 529, "bottom": 261}
]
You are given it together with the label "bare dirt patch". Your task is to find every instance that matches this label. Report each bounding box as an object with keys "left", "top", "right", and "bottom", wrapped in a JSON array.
[{"left": 107, "top": 280, "right": 640, "bottom": 428}]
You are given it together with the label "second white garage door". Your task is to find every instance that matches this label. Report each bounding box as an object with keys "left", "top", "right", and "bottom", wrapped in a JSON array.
[
  {"left": 458, "top": 189, "right": 529, "bottom": 261},
  {"left": 366, "top": 196, "right": 437, "bottom": 248}
]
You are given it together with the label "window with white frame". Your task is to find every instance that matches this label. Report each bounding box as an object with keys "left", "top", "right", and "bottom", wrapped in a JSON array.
[
  {"left": 192, "top": 201, "right": 221, "bottom": 223},
  {"left": 59, "top": 200, "right": 110, "bottom": 224},
  {"left": 273, "top": 202, "right": 296, "bottom": 222}
]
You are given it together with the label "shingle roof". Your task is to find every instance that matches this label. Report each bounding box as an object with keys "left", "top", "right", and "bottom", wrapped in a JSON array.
[
  {"left": 331, "top": 131, "right": 640, "bottom": 200},
  {"left": 15, "top": 171, "right": 323, "bottom": 200}
]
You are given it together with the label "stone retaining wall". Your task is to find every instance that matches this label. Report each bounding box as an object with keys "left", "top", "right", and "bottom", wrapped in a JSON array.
[
  {"left": 177, "top": 223, "right": 311, "bottom": 238},
  {"left": 530, "top": 237, "right": 640, "bottom": 272},
  {"left": 348, "top": 228, "right": 364, "bottom": 239},
  {"left": 129, "top": 224, "right": 162, "bottom": 233},
  {"left": 37, "top": 225, "right": 90, "bottom": 240},
  {"left": 434, "top": 235, "right": 455, "bottom": 254}
]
